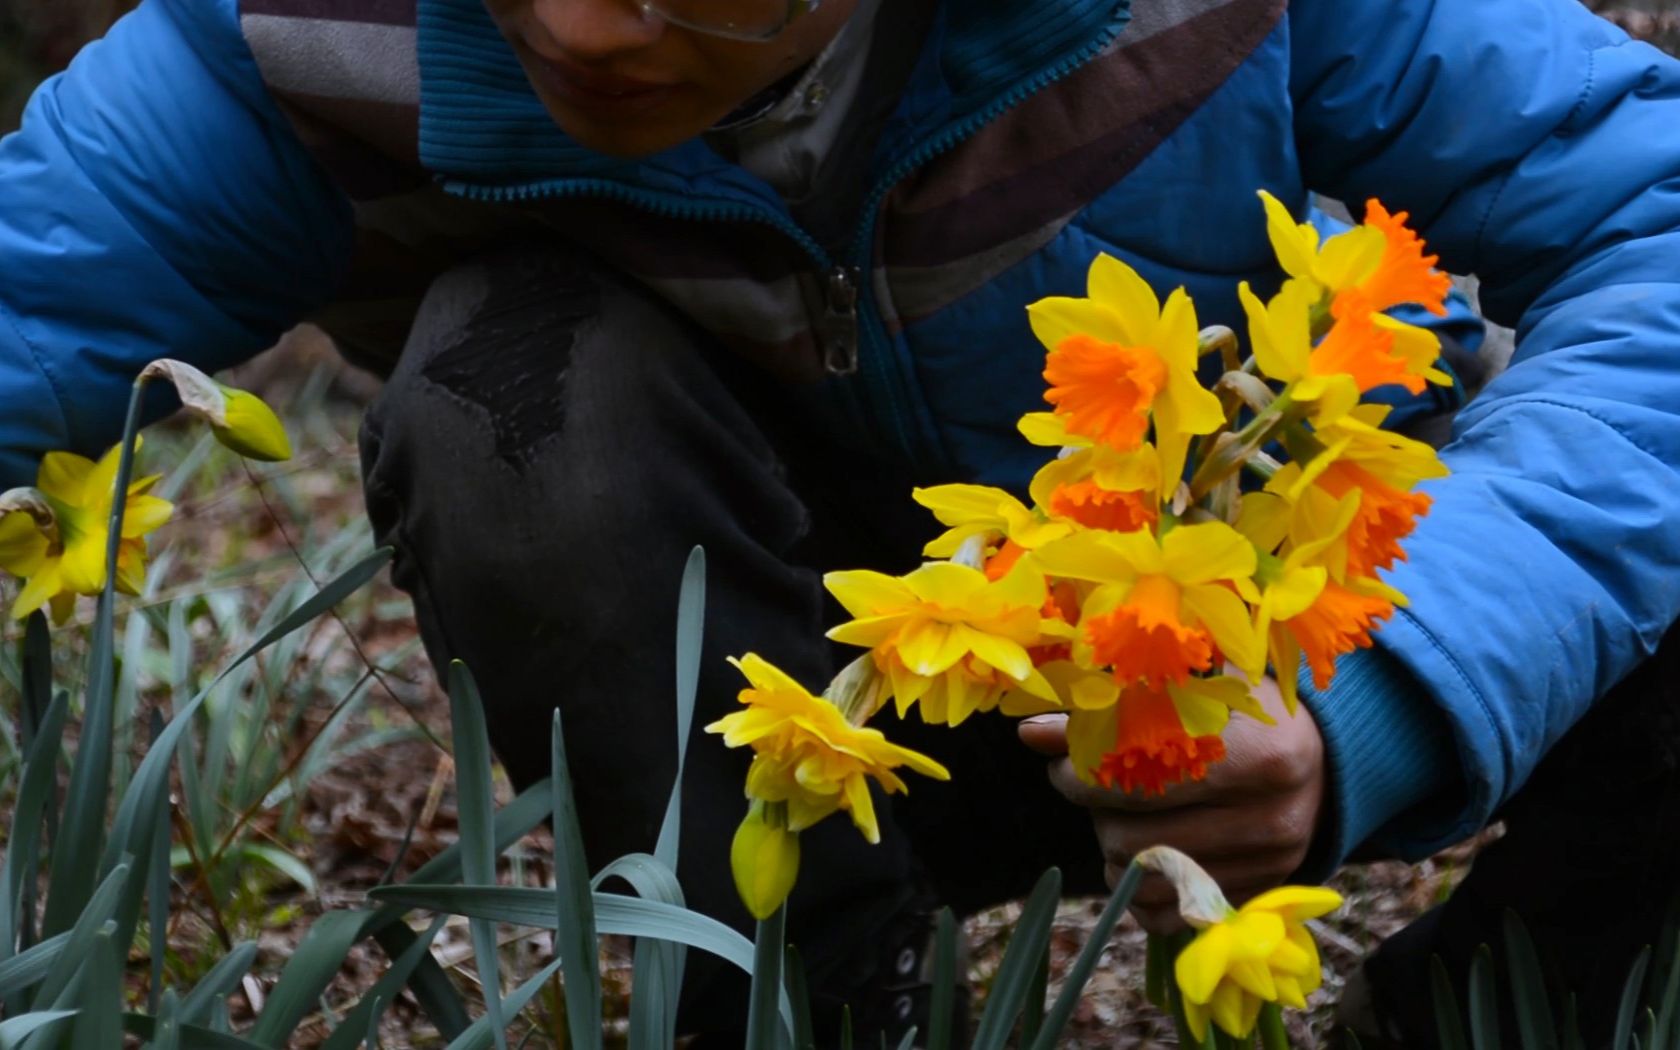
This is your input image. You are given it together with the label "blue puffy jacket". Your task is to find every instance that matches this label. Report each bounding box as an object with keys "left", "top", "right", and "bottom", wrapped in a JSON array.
[{"left": 2, "top": 0, "right": 1678, "bottom": 871}]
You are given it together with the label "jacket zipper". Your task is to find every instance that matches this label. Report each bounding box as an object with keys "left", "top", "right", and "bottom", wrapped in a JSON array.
[{"left": 442, "top": 13, "right": 1128, "bottom": 466}]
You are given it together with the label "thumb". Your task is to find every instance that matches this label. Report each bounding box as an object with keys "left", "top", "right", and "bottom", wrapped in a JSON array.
[{"left": 1017, "top": 713, "right": 1070, "bottom": 757}]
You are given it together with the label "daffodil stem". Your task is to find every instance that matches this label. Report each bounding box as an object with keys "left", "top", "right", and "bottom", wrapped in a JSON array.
[
  {"left": 1187, "top": 393, "right": 1299, "bottom": 504},
  {"left": 1258, "top": 1003, "right": 1290, "bottom": 1049},
  {"left": 1145, "top": 933, "right": 1171, "bottom": 1008},
  {"left": 103, "top": 377, "right": 150, "bottom": 601}
]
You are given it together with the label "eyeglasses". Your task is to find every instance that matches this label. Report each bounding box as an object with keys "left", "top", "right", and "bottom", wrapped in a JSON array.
[{"left": 639, "top": 0, "right": 821, "bottom": 41}]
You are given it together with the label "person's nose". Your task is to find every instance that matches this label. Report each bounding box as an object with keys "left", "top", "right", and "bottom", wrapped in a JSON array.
[{"left": 527, "top": 0, "right": 667, "bottom": 61}]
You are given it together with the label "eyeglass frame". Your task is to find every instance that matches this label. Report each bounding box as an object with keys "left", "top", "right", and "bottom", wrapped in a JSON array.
[{"left": 638, "top": 0, "right": 822, "bottom": 42}]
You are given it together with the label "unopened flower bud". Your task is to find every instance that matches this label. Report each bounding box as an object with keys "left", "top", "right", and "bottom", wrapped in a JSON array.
[
  {"left": 140, "top": 359, "right": 292, "bottom": 462},
  {"left": 730, "top": 803, "right": 800, "bottom": 921}
]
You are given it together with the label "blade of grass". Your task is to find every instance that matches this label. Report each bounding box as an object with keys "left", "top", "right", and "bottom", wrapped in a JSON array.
[
  {"left": 319, "top": 917, "right": 448, "bottom": 1050},
  {"left": 441, "top": 958, "right": 563, "bottom": 1050},
  {"left": 368, "top": 884, "right": 762, "bottom": 974},
  {"left": 637, "top": 547, "right": 705, "bottom": 1050},
  {"left": 0, "top": 932, "right": 71, "bottom": 999},
  {"left": 1028, "top": 862, "right": 1143, "bottom": 1050},
  {"left": 43, "top": 382, "right": 148, "bottom": 937},
  {"left": 153, "top": 989, "right": 185, "bottom": 1050},
  {"left": 786, "top": 946, "right": 815, "bottom": 1050},
  {"left": 248, "top": 909, "right": 370, "bottom": 1047},
  {"left": 550, "top": 710, "right": 604, "bottom": 1050},
  {"left": 1020, "top": 944, "right": 1048, "bottom": 1047},
  {"left": 971, "top": 868, "right": 1063, "bottom": 1050},
  {"left": 1654, "top": 934, "right": 1680, "bottom": 1047},
  {"left": 1503, "top": 910, "right": 1558, "bottom": 1050},
  {"left": 181, "top": 942, "right": 260, "bottom": 1026},
  {"left": 121, "top": 1014, "right": 271, "bottom": 1049},
  {"left": 655, "top": 546, "right": 705, "bottom": 867},
  {"left": 41, "top": 587, "right": 118, "bottom": 937},
  {"left": 1, "top": 688, "right": 69, "bottom": 983},
  {"left": 1615, "top": 947, "right": 1652, "bottom": 1050},
  {"left": 369, "top": 921, "right": 472, "bottom": 1040},
  {"left": 0, "top": 1011, "right": 75, "bottom": 1049},
  {"left": 66, "top": 928, "right": 124, "bottom": 1049},
  {"left": 745, "top": 907, "right": 788, "bottom": 1050},
  {"left": 926, "top": 909, "right": 958, "bottom": 1050},
  {"left": 1432, "top": 955, "right": 1470, "bottom": 1050},
  {"left": 20, "top": 614, "right": 57, "bottom": 947},
  {"left": 1469, "top": 945, "right": 1500, "bottom": 1050},
  {"left": 446, "top": 662, "right": 509, "bottom": 1050},
  {"left": 148, "top": 708, "right": 171, "bottom": 1015},
  {"left": 35, "top": 861, "right": 129, "bottom": 1009}
]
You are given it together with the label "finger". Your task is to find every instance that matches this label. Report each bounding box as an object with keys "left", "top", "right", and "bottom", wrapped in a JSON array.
[
  {"left": 1046, "top": 756, "right": 1224, "bottom": 811},
  {"left": 1017, "top": 714, "right": 1069, "bottom": 756},
  {"left": 1091, "top": 798, "right": 1322, "bottom": 861}
]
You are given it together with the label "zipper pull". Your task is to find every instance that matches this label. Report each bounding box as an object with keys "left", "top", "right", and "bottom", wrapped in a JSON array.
[{"left": 821, "top": 265, "right": 861, "bottom": 376}]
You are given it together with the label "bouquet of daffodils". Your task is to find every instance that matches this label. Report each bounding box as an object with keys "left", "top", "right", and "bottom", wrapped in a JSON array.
[{"left": 709, "top": 192, "right": 1453, "bottom": 1039}]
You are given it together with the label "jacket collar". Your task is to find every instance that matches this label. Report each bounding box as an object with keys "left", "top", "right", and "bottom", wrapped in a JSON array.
[{"left": 416, "top": 0, "right": 1129, "bottom": 196}]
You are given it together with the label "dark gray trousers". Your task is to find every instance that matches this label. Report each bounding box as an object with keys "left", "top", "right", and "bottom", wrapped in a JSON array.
[{"left": 357, "top": 246, "right": 1107, "bottom": 1038}]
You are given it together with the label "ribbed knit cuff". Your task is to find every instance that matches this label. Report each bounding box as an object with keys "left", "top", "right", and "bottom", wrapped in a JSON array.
[{"left": 1293, "top": 644, "right": 1458, "bottom": 882}]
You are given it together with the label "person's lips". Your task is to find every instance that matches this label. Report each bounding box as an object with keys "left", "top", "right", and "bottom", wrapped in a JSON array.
[{"left": 524, "top": 50, "right": 680, "bottom": 113}]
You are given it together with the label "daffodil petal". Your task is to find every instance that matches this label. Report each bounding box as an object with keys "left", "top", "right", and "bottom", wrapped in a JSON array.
[
  {"left": 1162, "top": 521, "right": 1258, "bottom": 585},
  {"left": 1176, "top": 925, "right": 1235, "bottom": 1004}
]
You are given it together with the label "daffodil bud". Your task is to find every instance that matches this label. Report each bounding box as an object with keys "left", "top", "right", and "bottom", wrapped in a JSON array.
[
  {"left": 730, "top": 803, "right": 800, "bottom": 921},
  {"left": 139, "top": 359, "right": 293, "bottom": 462}
]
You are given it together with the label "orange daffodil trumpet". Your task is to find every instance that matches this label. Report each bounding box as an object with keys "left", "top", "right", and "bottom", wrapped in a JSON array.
[
  {"left": 712, "top": 193, "right": 1448, "bottom": 992},
  {"left": 1028, "top": 253, "right": 1224, "bottom": 489}
]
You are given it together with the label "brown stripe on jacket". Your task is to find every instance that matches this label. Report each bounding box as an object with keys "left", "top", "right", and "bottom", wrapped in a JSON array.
[
  {"left": 241, "top": 0, "right": 415, "bottom": 27},
  {"left": 876, "top": 0, "right": 1286, "bottom": 318}
]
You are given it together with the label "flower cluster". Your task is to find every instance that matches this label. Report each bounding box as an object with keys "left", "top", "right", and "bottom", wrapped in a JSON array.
[{"left": 713, "top": 193, "right": 1446, "bottom": 950}]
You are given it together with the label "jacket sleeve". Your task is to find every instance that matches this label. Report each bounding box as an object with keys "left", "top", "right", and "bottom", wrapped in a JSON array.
[
  {"left": 1286, "top": 0, "right": 1680, "bottom": 862},
  {"left": 0, "top": 0, "right": 355, "bottom": 489}
]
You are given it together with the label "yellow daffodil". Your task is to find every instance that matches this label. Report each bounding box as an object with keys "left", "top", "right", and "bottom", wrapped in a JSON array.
[
  {"left": 910, "top": 483, "right": 1070, "bottom": 561},
  {"left": 704, "top": 654, "right": 949, "bottom": 844},
  {"left": 1029, "top": 523, "right": 1264, "bottom": 686},
  {"left": 140, "top": 359, "right": 292, "bottom": 461},
  {"left": 0, "top": 441, "right": 172, "bottom": 622},
  {"left": 1063, "top": 674, "right": 1272, "bottom": 791},
  {"left": 1019, "top": 412, "right": 1162, "bottom": 534},
  {"left": 1026, "top": 254, "right": 1223, "bottom": 486},
  {"left": 1256, "top": 191, "right": 1452, "bottom": 396},
  {"left": 1175, "top": 885, "right": 1343, "bottom": 1038},
  {"left": 1131, "top": 845, "right": 1341, "bottom": 1041},
  {"left": 1267, "top": 407, "right": 1446, "bottom": 581},
  {"left": 1258, "top": 190, "right": 1452, "bottom": 318},
  {"left": 824, "top": 559, "right": 1069, "bottom": 726},
  {"left": 1238, "top": 279, "right": 1361, "bottom": 412}
]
